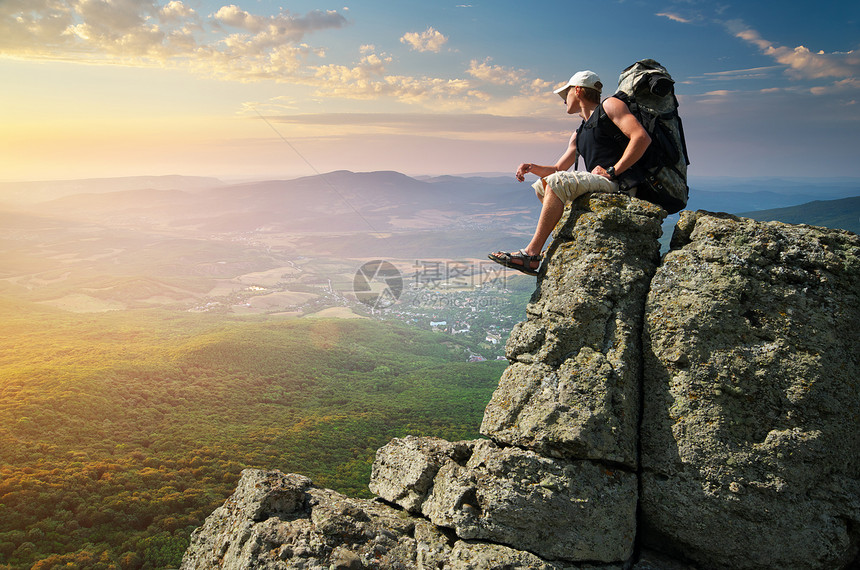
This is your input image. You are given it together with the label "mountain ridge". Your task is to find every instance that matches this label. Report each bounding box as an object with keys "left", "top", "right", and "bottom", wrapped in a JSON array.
[{"left": 739, "top": 195, "right": 860, "bottom": 234}]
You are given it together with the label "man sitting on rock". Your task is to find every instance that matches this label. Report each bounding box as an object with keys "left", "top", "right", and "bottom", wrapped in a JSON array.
[{"left": 488, "top": 70, "right": 651, "bottom": 275}]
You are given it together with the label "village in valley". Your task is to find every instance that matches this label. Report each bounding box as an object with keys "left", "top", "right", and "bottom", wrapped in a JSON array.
[
  {"left": 370, "top": 274, "right": 528, "bottom": 362},
  {"left": 180, "top": 254, "right": 533, "bottom": 361},
  {"left": 323, "top": 260, "right": 531, "bottom": 362}
]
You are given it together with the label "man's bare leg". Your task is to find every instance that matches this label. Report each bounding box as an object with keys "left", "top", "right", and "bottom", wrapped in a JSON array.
[
  {"left": 524, "top": 181, "right": 564, "bottom": 258},
  {"left": 489, "top": 180, "right": 564, "bottom": 271},
  {"left": 490, "top": 180, "right": 564, "bottom": 269}
]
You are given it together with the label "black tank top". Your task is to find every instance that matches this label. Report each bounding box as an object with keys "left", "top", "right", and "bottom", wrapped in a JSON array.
[{"left": 575, "top": 99, "right": 627, "bottom": 173}]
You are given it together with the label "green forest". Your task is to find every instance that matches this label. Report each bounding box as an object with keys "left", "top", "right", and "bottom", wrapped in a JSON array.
[{"left": 0, "top": 298, "right": 505, "bottom": 569}]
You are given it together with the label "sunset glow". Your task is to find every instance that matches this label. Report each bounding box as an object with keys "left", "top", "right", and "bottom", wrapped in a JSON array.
[{"left": 2, "top": 0, "right": 859, "bottom": 181}]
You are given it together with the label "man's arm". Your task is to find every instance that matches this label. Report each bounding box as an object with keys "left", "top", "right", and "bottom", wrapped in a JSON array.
[
  {"left": 591, "top": 96, "right": 651, "bottom": 179},
  {"left": 515, "top": 131, "right": 578, "bottom": 181}
]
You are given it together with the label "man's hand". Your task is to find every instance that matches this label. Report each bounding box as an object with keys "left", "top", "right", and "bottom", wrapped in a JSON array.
[
  {"left": 516, "top": 163, "right": 532, "bottom": 182},
  {"left": 592, "top": 165, "right": 610, "bottom": 179}
]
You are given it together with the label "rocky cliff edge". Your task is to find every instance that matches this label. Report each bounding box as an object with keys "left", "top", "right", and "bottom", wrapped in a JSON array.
[{"left": 180, "top": 194, "right": 860, "bottom": 570}]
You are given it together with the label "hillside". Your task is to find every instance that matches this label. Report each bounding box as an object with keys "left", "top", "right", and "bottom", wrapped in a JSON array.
[
  {"left": 13, "top": 171, "right": 539, "bottom": 236},
  {"left": 0, "top": 176, "right": 223, "bottom": 206},
  {"left": 739, "top": 195, "right": 860, "bottom": 234},
  {"left": 660, "top": 192, "right": 860, "bottom": 251},
  {"left": 1, "top": 171, "right": 858, "bottom": 569},
  {"left": 0, "top": 301, "right": 504, "bottom": 569}
]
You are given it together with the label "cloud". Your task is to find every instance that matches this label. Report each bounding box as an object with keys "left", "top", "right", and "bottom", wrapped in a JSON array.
[
  {"left": 311, "top": 49, "right": 393, "bottom": 94},
  {"left": 306, "top": 46, "right": 498, "bottom": 112},
  {"left": 464, "top": 58, "right": 553, "bottom": 104},
  {"left": 0, "top": 1, "right": 557, "bottom": 113},
  {"left": 264, "top": 111, "right": 568, "bottom": 140},
  {"left": 810, "top": 77, "right": 860, "bottom": 96},
  {"left": 160, "top": 1, "right": 196, "bottom": 23},
  {"left": 312, "top": 58, "right": 474, "bottom": 107},
  {"left": 294, "top": 42, "right": 550, "bottom": 111},
  {"left": 691, "top": 89, "right": 738, "bottom": 105},
  {"left": 239, "top": 95, "right": 300, "bottom": 116},
  {"left": 694, "top": 66, "right": 781, "bottom": 81},
  {"left": 0, "top": 0, "right": 346, "bottom": 73},
  {"left": 62, "top": 0, "right": 178, "bottom": 59},
  {"left": 656, "top": 12, "right": 693, "bottom": 24},
  {"left": 467, "top": 59, "right": 523, "bottom": 85},
  {"left": 400, "top": 27, "right": 448, "bottom": 53},
  {"left": 212, "top": 5, "right": 263, "bottom": 31},
  {"left": 211, "top": 6, "right": 347, "bottom": 48},
  {"left": 727, "top": 21, "right": 860, "bottom": 81}
]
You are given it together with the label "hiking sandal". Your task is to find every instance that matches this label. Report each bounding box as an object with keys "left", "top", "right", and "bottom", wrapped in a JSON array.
[{"left": 487, "top": 248, "right": 542, "bottom": 276}]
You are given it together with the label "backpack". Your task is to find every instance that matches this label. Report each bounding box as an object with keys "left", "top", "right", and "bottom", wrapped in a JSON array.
[{"left": 604, "top": 59, "right": 691, "bottom": 214}]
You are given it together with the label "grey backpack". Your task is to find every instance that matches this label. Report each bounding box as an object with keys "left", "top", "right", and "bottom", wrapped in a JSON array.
[{"left": 609, "top": 59, "right": 690, "bottom": 213}]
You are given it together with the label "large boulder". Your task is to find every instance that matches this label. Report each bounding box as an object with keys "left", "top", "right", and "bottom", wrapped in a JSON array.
[
  {"left": 371, "top": 437, "right": 637, "bottom": 563},
  {"left": 182, "top": 199, "right": 860, "bottom": 570},
  {"left": 641, "top": 211, "right": 860, "bottom": 569},
  {"left": 369, "top": 435, "right": 472, "bottom": 513},
  {"left": 181, "top": 468, "right": 626, "bottom": 569},
  {"left": 481, "top": 194, "right": 665, "bottom": 468}
]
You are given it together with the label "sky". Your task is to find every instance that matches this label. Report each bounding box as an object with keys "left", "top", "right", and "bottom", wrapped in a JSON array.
[{"left": 1, "top": 0, "right": 859, "bottom": 182}]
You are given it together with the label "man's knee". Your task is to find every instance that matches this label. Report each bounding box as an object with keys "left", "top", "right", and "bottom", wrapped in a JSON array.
[
  {"left": 542, "top": 172, "right": 574, "bottom": 203},
  {"left": 532, "top": 178, "right": 548, "bottom": 201}
]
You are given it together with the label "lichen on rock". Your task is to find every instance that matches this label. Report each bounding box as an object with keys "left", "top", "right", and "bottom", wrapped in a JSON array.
[
  {"left": 641, "top": 210, "right": 860, "bottom": 570},
  {"left": 181, "top": 196, "right": 860, "bottom": 570},
  {"left": 481, "top": 194, "right": 665, "bottom": 467}
]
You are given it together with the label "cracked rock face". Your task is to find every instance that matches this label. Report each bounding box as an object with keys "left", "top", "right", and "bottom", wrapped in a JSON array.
[
  {"left": 641, "top": 211, "right": 860, "bottom": 570},
  {"left": 481, "top": 194, "right": 666, "bottom": 468},
  {"left": 372, "top": 437, "right": 637, "bottom": 563},
  {"left": 182, "top": 196, "right": 860, "bottom": 570},
  {"left": 181, "top": 468, "right": 627, "bottom": 570}
]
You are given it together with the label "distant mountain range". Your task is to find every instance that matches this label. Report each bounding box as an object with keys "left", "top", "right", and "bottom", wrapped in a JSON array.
[
  {"left": 739, "top": 196, "right": 860, "bottom": 235},
  {"left": 3, "top": 171, "right": 539, "bottom": 236},
  {"left": 2, "top": 171, "right": 858, "bottom": 240},
  {"left": 0, "top": 175, "right": 223, "bottom": 204},
  {"left": 1, "top": 170, "right": 856, "bottom": 312}
]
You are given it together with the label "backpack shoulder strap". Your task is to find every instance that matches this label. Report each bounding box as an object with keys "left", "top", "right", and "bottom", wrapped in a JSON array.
[
  {"left": 610, "top": 91, "right": 638, "bottom": 116},
  {"left": 596, "top": 98, "right": 628, "bottom": 147}
]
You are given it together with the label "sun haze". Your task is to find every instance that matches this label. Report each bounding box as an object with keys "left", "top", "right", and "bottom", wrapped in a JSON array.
[{"left": 1, "top": 0, "right": 858, "bottom": 181}]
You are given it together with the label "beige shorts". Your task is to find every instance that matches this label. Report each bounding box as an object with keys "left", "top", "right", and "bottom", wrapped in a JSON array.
[{"left": 533, "top": 170, "right": 619, "bottom": 203}]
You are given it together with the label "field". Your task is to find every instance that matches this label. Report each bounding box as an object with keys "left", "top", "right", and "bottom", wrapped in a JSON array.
[
  {"left": 0, "top": 174, "right": 538, "bottom": 569},
  {"left": 0, "top": 300, "right": 505, "bottom": 569}
]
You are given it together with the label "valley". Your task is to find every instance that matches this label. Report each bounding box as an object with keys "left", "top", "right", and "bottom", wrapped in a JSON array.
[{"left": 1, "top": 170, "right": 858, "bottom": 569}]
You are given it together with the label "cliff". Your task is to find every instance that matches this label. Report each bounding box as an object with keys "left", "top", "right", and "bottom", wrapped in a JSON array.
[{"left": 180, "top": 194, "right": 860, "bottom": 570}]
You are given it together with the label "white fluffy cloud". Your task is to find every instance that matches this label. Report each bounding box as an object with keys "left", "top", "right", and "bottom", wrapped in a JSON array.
[
  {"left": 0, "top": 0, "right": 346, "bottom": 73},
  {"left": 160, "top": 1, "right": 196, "bottom": 23},
  {"left": 311, "top": 47, "right": 475, "bottom": 107},
  {"left": 209, "top": 3, "right": 348, "bottom": 42},
  {"left": 728, "top": 21, "right": 859, "bottom": 81},
  {"left": 465, "top": 58, "right": 552, "bottom": 104},
  {"left": 0, "top": 2, "right": 551, "bottom": 111},
  {"left": 400, "top": 27, "right": 448, "bottom": 53},
  {"left": 211, "top": 4, "right": 346, "bottom": 39},
  {"left": 467, "top": 59, "right": 522, "bottom": 85}
]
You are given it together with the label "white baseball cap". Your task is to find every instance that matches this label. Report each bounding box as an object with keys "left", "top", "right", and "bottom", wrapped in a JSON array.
[{"left": 553, "top": 70, "right": 603, "bottom": 99}]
